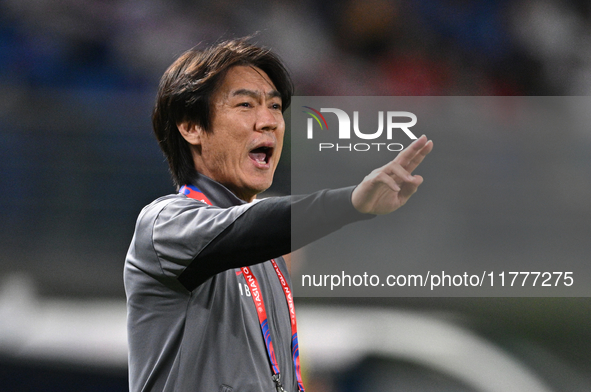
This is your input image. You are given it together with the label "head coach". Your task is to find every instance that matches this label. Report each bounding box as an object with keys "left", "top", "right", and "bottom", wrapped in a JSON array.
[{"left": 124, "top": 38, "right": 433, "bottom": 392}]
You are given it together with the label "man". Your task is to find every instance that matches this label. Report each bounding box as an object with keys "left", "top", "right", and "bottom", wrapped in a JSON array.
[{"left": 124, "top": 38, "right": 432, "bottom": 392}]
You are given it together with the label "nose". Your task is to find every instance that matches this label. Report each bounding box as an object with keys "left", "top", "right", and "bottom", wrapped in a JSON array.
[{"left": 256, "top": 106, "right": 279, "bottom": 132}]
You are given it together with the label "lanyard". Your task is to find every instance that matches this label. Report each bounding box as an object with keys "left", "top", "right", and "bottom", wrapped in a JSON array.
[{"left": 180, "top": 184, "right": 305, "bottom": 392}]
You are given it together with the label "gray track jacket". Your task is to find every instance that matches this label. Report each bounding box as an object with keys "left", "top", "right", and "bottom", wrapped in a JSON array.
[{"left": 124, "top": 173, "right": 369, "bottom": 392}]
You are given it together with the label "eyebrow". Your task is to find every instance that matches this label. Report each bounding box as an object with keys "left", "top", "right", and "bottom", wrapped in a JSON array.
[{"left": 231, "top": 89, "right": 281, "bottom": 100}]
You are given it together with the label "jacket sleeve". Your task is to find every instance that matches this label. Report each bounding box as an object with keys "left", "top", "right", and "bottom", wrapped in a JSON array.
[{"left": 150, "top": 187, "right": 372, "bottom": 291}]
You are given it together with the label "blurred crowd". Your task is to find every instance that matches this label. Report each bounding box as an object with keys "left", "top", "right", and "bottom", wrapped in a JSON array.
[{"left": 2, "top": 0, "right": 591, "bottom": 96}]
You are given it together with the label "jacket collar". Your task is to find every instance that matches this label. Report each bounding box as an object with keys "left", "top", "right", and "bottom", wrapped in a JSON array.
[{"left": 188, "top": 173, "right": 246, "bottom": 208}]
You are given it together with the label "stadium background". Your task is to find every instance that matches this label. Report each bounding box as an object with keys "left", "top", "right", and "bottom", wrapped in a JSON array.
[{"left": 1, "top": 1, "right": 591, "bottom": 391}]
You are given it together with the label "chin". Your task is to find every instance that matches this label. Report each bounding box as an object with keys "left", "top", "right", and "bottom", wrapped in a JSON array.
[
  {"left": 253, "top": 183, "right": 272, "bottom": 195},
  {"left": 250, "top": 178, "right": 274, "bottom": 195}
]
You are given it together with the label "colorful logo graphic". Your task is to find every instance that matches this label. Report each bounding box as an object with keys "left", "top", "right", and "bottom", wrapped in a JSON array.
[
  {"left": 301, "top": 105, "right": 418, "bottom": 152},
  {"left": 302, "top": 106, "right": 328, "bottom": 138}
]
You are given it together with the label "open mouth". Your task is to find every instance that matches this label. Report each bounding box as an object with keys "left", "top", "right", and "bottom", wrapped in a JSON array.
[{"left": 248, "top": 146, "right": 273, "bottom": 166}]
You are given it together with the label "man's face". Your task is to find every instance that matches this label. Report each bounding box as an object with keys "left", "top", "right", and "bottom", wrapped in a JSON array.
[{"left": 187, "top": 65, "right": 285, "bottom": 202}]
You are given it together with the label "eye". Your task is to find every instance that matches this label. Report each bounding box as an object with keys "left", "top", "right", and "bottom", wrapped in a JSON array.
[
  {"left": 271, "top": 103, "right": 282, "bottom": 111},
  {"left": 238, "top": 102, "right": 252, "bottom": 108}
]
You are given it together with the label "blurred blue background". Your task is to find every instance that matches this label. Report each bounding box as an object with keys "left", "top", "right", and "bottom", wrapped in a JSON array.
[{"left": 1, "top": 0, "right": 591, "bottom": 391}]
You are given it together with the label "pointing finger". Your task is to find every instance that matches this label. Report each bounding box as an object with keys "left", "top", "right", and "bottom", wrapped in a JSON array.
[
  {"left": 383, "top": 162, "right": 413, "bottom": 182},
  {"left": 393, "top": 135, "right": 429, "bottom": 169},
  {"left": 405, "top": 139, "right": 433, "bottom": 174}
]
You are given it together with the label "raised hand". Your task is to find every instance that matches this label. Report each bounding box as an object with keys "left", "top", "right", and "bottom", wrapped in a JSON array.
[{"left": 351, "top": 135, "right": 433, "bottom": 215}]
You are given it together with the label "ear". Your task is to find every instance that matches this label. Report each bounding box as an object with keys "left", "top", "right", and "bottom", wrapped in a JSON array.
[{"left": 177, "top": 122, "right": 204, "bottom": 146}]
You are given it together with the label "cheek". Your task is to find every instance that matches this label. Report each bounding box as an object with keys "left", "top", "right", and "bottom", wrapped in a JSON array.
[
  {"left": 275, "top": 130, "right": 285, "bottom": 157},
  {"left": 275, "top": 142, "right": 284, "bottom": 162},
  {"left": 202, "top": 140, "right": 231, "bottom": 172}
]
